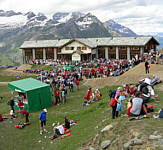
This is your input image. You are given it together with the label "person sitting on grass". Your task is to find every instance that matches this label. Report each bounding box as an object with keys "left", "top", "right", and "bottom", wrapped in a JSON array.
[
  {"left": 129, "top": 91, "right": 147, "bottom": 117},
  {"left": 51, "top": 122, "right": 65, "bottom": 140},
  {"left": 64, "top": 117, "right": 70, "bottom": 129}
]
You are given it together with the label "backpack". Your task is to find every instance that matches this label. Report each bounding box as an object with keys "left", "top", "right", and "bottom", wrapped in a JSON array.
[
  {"left": 109, "top": 90, "right": 116, "bottom": 99},
  {"left": 109, "top": 98, "right": 116, "bottom": 107},
  {"left": 159, "top": 109, "right": 163, "bottom": 118}
]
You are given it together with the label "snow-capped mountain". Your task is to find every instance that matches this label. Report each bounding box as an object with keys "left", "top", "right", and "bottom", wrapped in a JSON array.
[
  {"left": 0, "top": 10, "right": 137, "bottom": 64},
  {"left": 104, "top": 19, "right": 137, "bottom": 37}
]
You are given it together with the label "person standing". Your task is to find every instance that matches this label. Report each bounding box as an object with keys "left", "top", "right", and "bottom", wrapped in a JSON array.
[
  {"left": 74, "top": 79, "right": 79, "bottom": 91},
  {"left": 18, "top": 100, "right": 24, "bottom": 118},
  {"left": 39, "top": 109, "right": 47, "bottom": 135},
  {"left": 54, "top": 89, "right": 60, "bottom": 105},
  {"left": 9, "top": 98, "right": 15, "bottom": 113},
  {"left": 145, "top": 60, "right": 150, "bottom": 74},
  {"left": 84, "top": 88, "right": 92, "bottom": 101},
  {"left": 70, "top": 80, "right": 74, "bottom": 92},
  {"left": 21, "top": 109, "right": 29, "bottom": 124}
]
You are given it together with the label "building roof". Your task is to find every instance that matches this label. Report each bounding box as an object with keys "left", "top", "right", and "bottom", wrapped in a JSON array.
[
  {"left": 20, "top": 36, "right": 159, "bottom": 49},
  {"left": 8, "top": 78, "right": 49, "bottom": 93}
]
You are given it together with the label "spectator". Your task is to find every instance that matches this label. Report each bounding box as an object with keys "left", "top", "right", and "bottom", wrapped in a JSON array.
[
  {"left": 21, "top": 109, "right": 29, "bottom": 124},
  {"left": 39, "top": 109, "right": 47, "bottom": 135},
  {"left": 130, "top": 91, "right": 147, "bottom": 117}
]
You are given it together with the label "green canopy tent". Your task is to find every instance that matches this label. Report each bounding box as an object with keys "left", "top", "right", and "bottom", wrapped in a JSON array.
[
  {"left": 8, "top": 78, "right": 52, "bottom": 113},
  {"left": 62, "top": 65, "right": 79, "bottom": 70}
]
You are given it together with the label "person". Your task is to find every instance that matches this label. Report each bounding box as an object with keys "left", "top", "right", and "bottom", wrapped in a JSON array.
[
  {"left": 130, "top": 91, "right": 147, "bottom": 117},
  {"left": 10, "top": 110, "right": 16, "bottom": 120},
  {"left": 39, "top": 109, "right": 47, "bottom": 135},
  {"left": 54, "top": 89, "right": 60, "bottom": 105},
  {"left": 18, "top": 100, "right": 24, "bottom": 118},
  {"left": 84, "top": 88, "right": 92, "bottom": 101},
  {"left": 70, "top": 80, "right": 74, "bottom": 92},
  {"left": 21, "top": 109, "right": 29, "bottom": 124},
  {"left": 110, "top": 95, "right": 121, "bottom": 119},
  {"left": 145, "top": 60, "right": 150, "bottom": 74},
  {"left": 9, "top": 98, "right": 15, "bottom": 113},
  {"left": 61, "top": 87, "right": 66, "bottom": 104},
  {"left": 74, "top": 79, "right": 79, "bottom": 91},
  {"left": 51, "top": 122, "right": 65, "bottom": 139},
  {"left": 64, "top": 117, "right": 70, "bottom": 129}
]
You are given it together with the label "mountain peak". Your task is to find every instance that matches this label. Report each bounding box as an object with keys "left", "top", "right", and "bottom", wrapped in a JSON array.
[
  {"left": 105, "top": 19, "right": 137, "bottom": 37},
  {"left": 0, "top": 10, "right": 22, "bottom": 17}
]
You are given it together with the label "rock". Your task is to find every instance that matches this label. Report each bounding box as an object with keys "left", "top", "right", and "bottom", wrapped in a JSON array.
[
  {"left": 87, "top": 147, "right": 96, "bottom": 150},
  {"left": 93, "top": 134, "right": 99, "bottom": 143},
  {"left": 101, "top": 124, "right": 113, "bottom": 132},
  {"left": 85, "top": 147, "right": 96, "bottom": 150},
  {"left": 101, "top": 140, "right": 111, "bottom": 149},
  {"left": 153, "top": 131, "right": 158, "bottom": 135},
  {"left": 95, "top": 126, "right": 99, "bottom": 129},
  {"left": 132, "top": 138, "right": 143, "bottom": 145},
  {"left": 158, "top": 139, "right": 163, "bottom": 144},
  {"left": 124, "top": 142, "right": 131, "bottom": 149},
  {"left": 149, "top": 135, "right": 162, "bottom": 140},
  {"left": 124, "top": 138, "right": 143, "bottom": 149}
]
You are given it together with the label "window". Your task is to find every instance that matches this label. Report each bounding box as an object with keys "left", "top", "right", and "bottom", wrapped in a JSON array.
[
  {"left": 119, "top": 46, "right": 126, "bottom": 50},
  {"left": 65, "top": 47, "right": 69, "bottom": 50},
  {"left": 133, "top": 46, "right": 139, "bottom": 50},
  {"left": 82, "top": 46, "right": 87, "bottom": 50},
  {"left": 65, "top": 47, "right": 74, "bottom": 50},
  {"left": 77, "top": 47, "right": 81, "bottom": 50}
]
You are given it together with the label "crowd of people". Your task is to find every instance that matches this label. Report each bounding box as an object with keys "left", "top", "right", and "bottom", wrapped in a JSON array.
[
  {"left": 108, "top": 75, "right": 162, "bottom": 119},
  {"left": 1, "top": 53, "right": 162, "bottom": 143}
]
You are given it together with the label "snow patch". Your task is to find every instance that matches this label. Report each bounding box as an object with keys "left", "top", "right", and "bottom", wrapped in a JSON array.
[{"left": 0, "top": 15, "right": 27, "bottom": 29}]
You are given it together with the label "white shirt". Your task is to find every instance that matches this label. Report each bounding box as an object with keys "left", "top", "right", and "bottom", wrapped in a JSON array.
[{"left": 56, "top": 125, "right": 64, "bottom": 135}]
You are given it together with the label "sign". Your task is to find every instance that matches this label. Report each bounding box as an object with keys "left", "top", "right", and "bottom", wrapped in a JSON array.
[{"left": 72, "top": 53, "right": 81, "bottom": 61}]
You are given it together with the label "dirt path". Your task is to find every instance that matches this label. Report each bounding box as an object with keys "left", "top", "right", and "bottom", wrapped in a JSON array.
[
  {"left": 85, "top": 63, "right": 163, "bottom": 88},
  {"left": 0, "top": 82, "right": 8, "bottom": 85}
]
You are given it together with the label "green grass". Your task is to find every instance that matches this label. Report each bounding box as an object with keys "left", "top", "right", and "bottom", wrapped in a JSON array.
[
  {"left": 0, "top": 78, "right": 163, "bottom": 150},
  {"left": 0, "top": 68, "right": 36, "bottom": 82},
  {"left": 31, "top": 64, "right": 56, "bottom": 71},
  {"left": 0, "top": 83, "right": 115, "bottom": 150}
]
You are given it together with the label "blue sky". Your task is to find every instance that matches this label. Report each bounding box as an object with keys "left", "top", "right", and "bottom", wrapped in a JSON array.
[{"left": 1, "top": 0, "right": 163, "bottom": 34}]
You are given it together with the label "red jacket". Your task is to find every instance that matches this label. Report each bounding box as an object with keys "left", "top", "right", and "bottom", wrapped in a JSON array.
[
  {"left": 18, "top": 102, "right": 24, "bottom": 108},
  {"left": 21, "top": 110, "right": 28, "bottom": 115},
  {"left": 55, "top": 91, "right": 60, "bottom": 97}
]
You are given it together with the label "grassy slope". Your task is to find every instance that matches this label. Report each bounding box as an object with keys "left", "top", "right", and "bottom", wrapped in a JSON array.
[
  {"left": 0, "top": 82, "right": 117, "bottom": 150},
  {"left": 0, "top": 73, "right": 163, "bottom": 149}
]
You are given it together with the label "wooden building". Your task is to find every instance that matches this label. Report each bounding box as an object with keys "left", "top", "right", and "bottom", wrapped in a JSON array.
[{"left": 20, "top": 36, "right": 159, "bottom": 63}]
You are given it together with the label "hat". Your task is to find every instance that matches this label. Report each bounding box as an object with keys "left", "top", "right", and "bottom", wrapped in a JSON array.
[
  {"left": 117, "top": 87, "right": 121, "bottom": 90},
  {"left": 43, "top": 109, "right": 47, "bottom": 112}
]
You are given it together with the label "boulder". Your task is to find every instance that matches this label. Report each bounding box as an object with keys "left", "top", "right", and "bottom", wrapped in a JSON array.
[
  {"left": 101, "top": 124, "right": 113, "bottom": 132},
  {"left": 101, "top": 140, "right": 111, "bottom": 149},
  {"left": 124, "top": 138, "right": 143, "bottom": 149},
  {"left": 149, "top": 135, "right": 162, "bottom": 140}
]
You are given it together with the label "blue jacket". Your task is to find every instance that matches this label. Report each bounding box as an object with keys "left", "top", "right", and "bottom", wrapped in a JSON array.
[{"left": 39, "top": 112, "right": 46, "bottom": 121}]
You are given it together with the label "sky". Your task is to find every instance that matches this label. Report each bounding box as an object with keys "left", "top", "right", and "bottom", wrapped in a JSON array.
[{"left": 1, "top": 0, "right": 163, "bottom": 34}]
